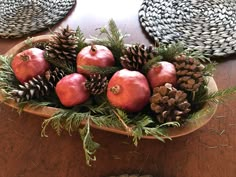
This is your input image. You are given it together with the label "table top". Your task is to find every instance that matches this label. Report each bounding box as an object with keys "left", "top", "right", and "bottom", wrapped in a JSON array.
[{"left": 0, "top": 0, "right": 236, "bottom": 177}]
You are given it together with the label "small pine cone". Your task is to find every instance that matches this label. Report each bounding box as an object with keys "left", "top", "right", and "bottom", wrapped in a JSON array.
[
  {"left": 120, "top": 44, "right": 157, "bottom": 71},
  {"left": 173, "top": 54, "right": 204, "bottom": 92},
  {"left": 150, "top": 83, "right": 191, "bottom": 123},
  {"left": 85, "top": 74, "right": 108, "bottom": 95},
  {"left": 44, "top": 67, "right": 66, "bottom": 88},
  {"left": 45, "top": 25, "right": 77, "bottom": 62},
  {"left": 11, "top": 68, "right": 66, "bottom": 102}
]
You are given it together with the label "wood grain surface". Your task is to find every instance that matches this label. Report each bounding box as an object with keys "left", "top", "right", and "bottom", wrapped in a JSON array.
[{"left": 0, "top": 0, "right": 236, "bottom": 177}]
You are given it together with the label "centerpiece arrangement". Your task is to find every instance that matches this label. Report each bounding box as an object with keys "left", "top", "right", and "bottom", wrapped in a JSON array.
[{"left": 0, "top": 19, "right": 235, "bottom": 166}]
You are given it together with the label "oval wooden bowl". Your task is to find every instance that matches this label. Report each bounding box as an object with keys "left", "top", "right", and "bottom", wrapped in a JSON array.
[{"left": 0, "top": 35, "right": 218, "bottom": 140}]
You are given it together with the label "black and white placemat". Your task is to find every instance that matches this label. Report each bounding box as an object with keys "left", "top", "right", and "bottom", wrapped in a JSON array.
[
  {"left": 139, "top": 0, "right": 236, "bottom": 57},
  {"left": 0, "top": 0, "right": 76, "bottom": 39}
]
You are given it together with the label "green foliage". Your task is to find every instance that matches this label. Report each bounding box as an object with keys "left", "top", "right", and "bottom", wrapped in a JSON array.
[
  {"left": 0, "top": 55, "right": 19, "bottom": 95},
  {"left": 91, "top": 19, "right": 129, "bottom": 65},
  {"left": 44, "top": 55, "right": 76, "bottom": 74},
  {"left": 79, "top": 118, "right": 100, "bottom": 166},
  {"left": 186, "top": 103, "right": 214, "bottom": 121},
  {"left": 112, "top": 109, "right": 180, "bottom": 146},
  {"left": 75, "top": 26, "right": 87, "bottom": 52},
  {"left": 41, "top": 110, "right": 89, "bottom": 136},
  {"left": 142, "top": 56, "right": 162, "bottom": 74},
  {"left": 157, "top": 42, "right": 185, "bottom": 61},
  {"left": 78, "top": 65, "right": 121, "bottom": 76},
  {"left": 185, "top": 49, "right": 212, "bottom": 63},
  {"left": 194, "top": 86, "right": 236, "bottom": 104},
  {"left": 202, "top": 62, "right": 217, "bottom": 77}
]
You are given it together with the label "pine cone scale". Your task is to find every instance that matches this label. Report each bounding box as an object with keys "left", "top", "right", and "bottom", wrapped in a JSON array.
[
  {"left": 85, "top": 74, "right": 108, "bottom": 95},
  {"left": 150, "top": 84, "right": 191, "bottom": 123},
  {"left": 120, "top": 44, "right": 157, "bottom": 71},
  {"left": 45, "top": 25, "right": 77, "bottom": 62},
  {"left": 173, "top": 54, "right": 204, "bottom": 92},
  {"left": 11, "top": 68, "right": 66, "bottom": 102}
]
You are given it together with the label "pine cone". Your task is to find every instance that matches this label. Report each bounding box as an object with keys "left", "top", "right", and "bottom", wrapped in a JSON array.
[
  {"left": 11, "top": 68, "right": 65, "bottom": 102},
  {"left": 150, "top": 83, "right": 191, "bottom": 123},
  {"left": 173, "top": 54, "right": 204, "bottom": 92},
  {"left": 45, "top": 25, "right": 77, "bottom": 62},
  {"left": 85, "top": 74, "right": 108, "bottom": 95},
  {"left": 120, "top": 44, "right": 157, "bottom": 71}
]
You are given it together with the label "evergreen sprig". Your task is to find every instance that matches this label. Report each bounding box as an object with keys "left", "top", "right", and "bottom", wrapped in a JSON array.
[
  {"left": 185, "top": 49, "right": 212, "bottom": 63},
  {"left": 91, "top": 19, "right": 128, "bottom": 64},
  {"left": 45, "top": 56, "right": 76, "bottom": 74},
  {"left": 157, "top": 42, "right": 185, "bottom": 60},
  {"left": 79, "top": 65, "right": 121, "bottom": 75},
  {"left": 202, "top": 62, "right": 217, "bottom": 77},
  {"left": 79, "top": 118, "right": 100, "bottom": 166},
  {"left": 0, "top": 55, "right": 20, "bottom": 96},
  {"left": 75, "top": 26, "right": 87, "bottom": 52},
  {"left": 132, "top": 115, "right": 180, "bottom": 145},
  {"left": 41, "top": 109, "right": 91, "bottom": 136},
  {"left": 193, "top": 86, "right": 236, "bottom": 104},
  {"left": 187, "top": 103, "right": 214, "bottom": 121}
]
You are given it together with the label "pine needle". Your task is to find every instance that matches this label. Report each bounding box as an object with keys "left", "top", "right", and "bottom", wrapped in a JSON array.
[
  {"left": 0, "top": 55, "right": 20, "bottom": 92},
  {"left": 75, "top": 26, "right": 87, "bottom": 52},
  {"left": 79, "top": 65, "right": 120, "bottom": 75},
  {"left": 113, "top": 109, "right": 133, "bottom": 135},
  {"left": 91, "top": 19, "right": 128, "bottom": 64},
  {"left": 185, "top": 49, "right": 211, "bottom": 63},
  {"left": 157, "top": 42, "right": 185, "bottom": 61},
  {"left": 41, "top": 110, "right": 90, "bottom": 137},
  {"left": 187, "top": 103, "right": 214, "bottom": 121},
  {"left": 194, "top": 86, "right": 236, "bottom": 104},
  {"left": 44, "top": 56, "right": 76, "bottom": 74},
  {"left": 202, "top": 62, "right": 217, "bottom": 77},
  {"left": 132, "top": 115, "right": 154, "bottom": 145}
]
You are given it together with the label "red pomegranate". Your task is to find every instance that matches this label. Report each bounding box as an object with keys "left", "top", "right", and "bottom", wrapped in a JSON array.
[
  {"left": 76, "top": 44, "right": 115, "bottom": 75},
  {"left": 147, "top": 61, "right": 177, "bottom": 89},
  {"left": 11, "top": 48, "right": 49, "bottom": 84},
  {"left": 55, "top": 73, "right": 90, "bottom": 107},
  {"left": 107, "top": 69, "right": 151, "bottom": 112}
]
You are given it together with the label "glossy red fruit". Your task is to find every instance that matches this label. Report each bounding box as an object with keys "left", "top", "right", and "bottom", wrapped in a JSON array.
[
  {"left": 55, "top": 73, "right": 90, "bottom": 107},
  {"left": 147, "top": 61, "right": 177, "bottom": 89},
  {"left": 11, "top": 48, "right": 49, "bottom": 84},
  {"left": 107, "top": 69, "right": 151, "bottom": 112},
  {"left": 76, "top": 44, "right": 115, "bottom": 75}
]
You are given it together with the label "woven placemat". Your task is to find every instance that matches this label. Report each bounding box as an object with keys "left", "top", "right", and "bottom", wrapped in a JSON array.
[
  {"left": 138, "top": 0, "right": 236, "bottom": 57},
  {"left": 0, "top": 0, "right": 76, "bottom": 38}
]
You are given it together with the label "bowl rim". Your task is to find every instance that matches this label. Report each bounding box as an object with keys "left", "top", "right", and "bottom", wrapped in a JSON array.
[{"left": 0, "top": 35, "right": 218, "bottom": 140}]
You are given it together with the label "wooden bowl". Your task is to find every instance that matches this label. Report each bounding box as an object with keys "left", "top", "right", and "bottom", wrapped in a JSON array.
[{"left": 0, "top": 35, "right": 218, "bottom": 140}]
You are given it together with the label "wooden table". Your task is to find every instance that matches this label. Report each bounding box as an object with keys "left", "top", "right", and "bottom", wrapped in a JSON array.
[{"left": 0, "top": 0, "right": 236, "bottom": 176}]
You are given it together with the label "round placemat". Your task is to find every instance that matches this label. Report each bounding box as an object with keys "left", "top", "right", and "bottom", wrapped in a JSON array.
[
  {"left": 0, "top": 0, "right": 76, "bottom": 39},
  {"left": 138, "top": 0, "right": 236, "bottom": 57}
]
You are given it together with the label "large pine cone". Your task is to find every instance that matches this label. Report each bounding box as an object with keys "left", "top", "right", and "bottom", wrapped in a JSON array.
[
  {"left": 45, "top": 25, "right": 77, "bottom": 62},
  {"left": 173, "top": 54, "right": 204, "bottom": 92},
  {"left": 120, "top": 44, "right": 157, "bottom": 71},
  {"left": 11, "top": 68, "right": 65, "bottom": 102},
  {"left": 150, "top": 83, "right": 191, "bottom": 123},
  {"left": 85, "top": 74, "right": 108, "bottom": 95}
]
